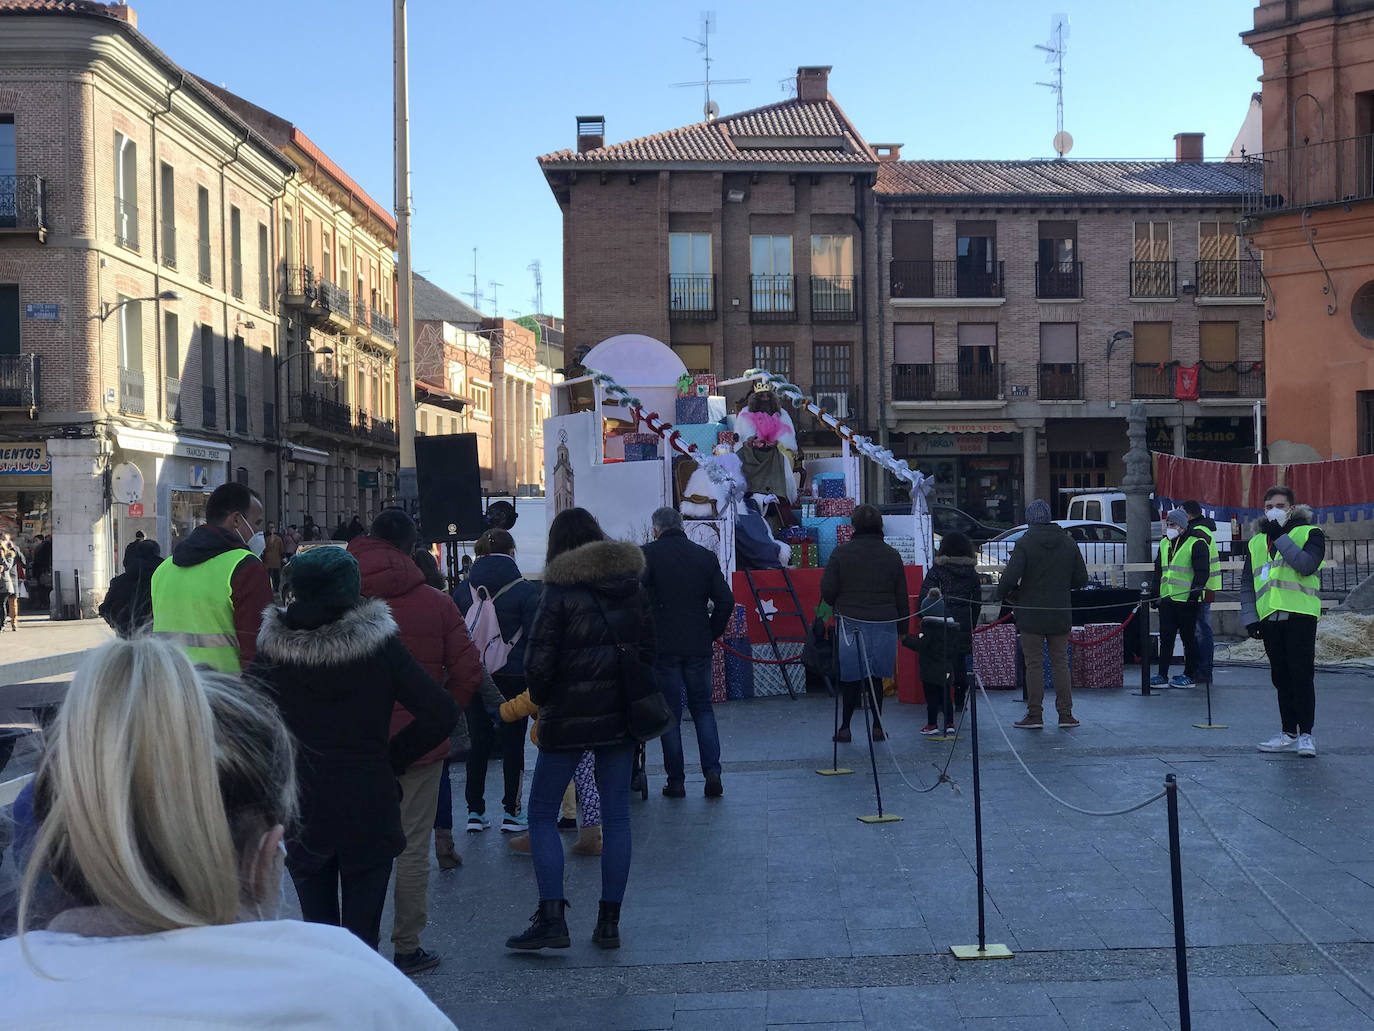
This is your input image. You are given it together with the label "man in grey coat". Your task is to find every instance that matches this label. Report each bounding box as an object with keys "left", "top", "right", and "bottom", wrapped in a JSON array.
[{"left": 997, "top": 499, "right": 1088, "bottom": 729}]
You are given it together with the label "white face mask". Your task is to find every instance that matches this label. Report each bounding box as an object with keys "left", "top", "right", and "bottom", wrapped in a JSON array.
[
  {"left": 236, "top": 515, "right": 267, "bottom": 558},
  {"left": 1165, "top": 527, "right": 1181, "bottom": 540},
  {"left": 1267, "top": 507, "right": 1289, "bottom": 527}
]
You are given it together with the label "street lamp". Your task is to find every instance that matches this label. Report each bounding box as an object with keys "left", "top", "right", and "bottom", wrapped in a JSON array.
[
  {"left": 91, "top": 290, "right": 181, "bottom": 322},
  {"left": 1107, "top": 329, "right": 1133, "bottom": 407}
]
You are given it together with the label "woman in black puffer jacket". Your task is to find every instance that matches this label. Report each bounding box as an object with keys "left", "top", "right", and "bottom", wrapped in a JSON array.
[
  {"left": 917, "top": 531, "right": 981, "bottom": 711},
  {"left": 506, "top": 508, "right": 654, "bottom": 954}
]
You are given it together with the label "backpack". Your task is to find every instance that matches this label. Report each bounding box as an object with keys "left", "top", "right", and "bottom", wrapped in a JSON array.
[{"left": 464, "top": 578, "right": 525, "bottom": 673}]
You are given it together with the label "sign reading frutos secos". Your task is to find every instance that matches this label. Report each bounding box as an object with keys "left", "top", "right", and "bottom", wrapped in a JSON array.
[{"left": 0, "top": 443, "right": 51, "bottom": 475}]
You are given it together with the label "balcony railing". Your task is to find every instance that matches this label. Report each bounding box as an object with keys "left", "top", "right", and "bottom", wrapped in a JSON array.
[
  {"left": 263, "top": 400, "right": 276, "bottom": 438},
  {"left": 1038, "top": 362, "right": 1082, "bottom": 400},
  {"left": 668, "top": 274, "right": 716, "bottom": 319},
  {"left": 115, "top": 198, "right": 138, "bottom": 250},
  {"left": 355, "top": 298, "right": 371, "bottom": 327},
  {"left": 1131, "top": 363, "right": 1173, "bottom": 398},
  {"left": 317, "top": 278, "right": 350, "bottom": 318},
  {"left": 810, "top": 275, "right": 857, "bottom": 321},
  {"left": 230, "top": 261, "right": 243, "bottom": 300},
  {"left": 289, "top": 392, "right": 354, "bottom": 435},
  {"left": 282, "top": 265, "right": 315, "bottom": 302},
  {"left": 1196, "top": 259, "right": 1263, "bottom": 298},
  {"left": 201, "top": 385, "right": 217, "bottom": 428},
  {"left": 198, "top": 241, "right": 212, "bottom": 285},
  {"left": 750, "top": 274, "right": 796, "bottom": 322},
  {"left": 892, "top": 362, "right": 1004, "bottom": 402},
  {"left": 161, "top": 222, "right": 176, "bottom": 270},
  {"left": 1036, "top": 261, "right": 1082, "bottom": 299},
  {"left": 119, "top": 366, "right": 144, "bottom": 416},
  {"left": 165, "top": 376, "right": 181, "bottom": 422},
  {"left": 889, "top": 259, "right": 1005, "bottom": 299},
  {"left": 371, "top": 310, "right": 394, "bottom": 340},
  {"left": 0, "top": 354, "right": 40, "bottom": 410},
  {"left": 370, "top": 416, "right": 398, "bottom": 446},
  {"left": 1199, "top": 362, "right": 1266, "bottom": 398},
  {"left": 1243, "top": 134, "right": 1374, "bottom": 217},
  {"left": 1130, "top": 261, "right": 1176, "bottom": 298},
  {"left": 234, "top": 393, "right": 249, "bottom": 433},
  {"left": 0, "top": 175, "right": 48, "bottom": 237}
]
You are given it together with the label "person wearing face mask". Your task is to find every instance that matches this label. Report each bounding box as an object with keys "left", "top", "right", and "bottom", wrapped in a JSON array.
[
  {"left": 151, "top": 482, "right": 274, "bottom": 673},
  {"left": 1151, "top": 508, "right": 1209, "bottom": 688},
  {"left": 1240, "top": 485, "right": 1325, "bottom": 758}
]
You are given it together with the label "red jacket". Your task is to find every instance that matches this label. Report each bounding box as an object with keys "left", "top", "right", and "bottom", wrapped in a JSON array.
[{"left": 349, "top": 535, "right": 482, "bottom": 765}]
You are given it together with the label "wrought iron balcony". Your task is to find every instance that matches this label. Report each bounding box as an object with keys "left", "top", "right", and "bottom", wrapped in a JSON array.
[
  {"left": 230, "top": 261, "right": 243, "bottom": 300},
  {"left": 282, "top": 265, "right": 315, "bottom": 304},
  {"left": 0, "top": 354, "right": 40, "bottom": 411},
  {"left": 1038, "top": 362, "right": 1082, "bottom": 400},
  {"left": 355, "top": 298, "right": 371, "bottom": 327},
  {"left": 750, "top": 274, "right": 796, "bottom": 322},
  {"left": 810, "top": 276, "right": 857, "bottom": 321},
  {"left": 1242, "top": 134, "right": 1374, "bottom": 217},
  {"left": 370, "top": 416, "right": 398, "bottom": 446},
  {"left": 668, "top": 274, "right": 716, "bottom": 319},
  {"left": 201, "top": 385, "right": 217, "bottom": 428},
  {"left": 317, "top": 278, "right": 351, "bottom": 321},
  {"left": 1036, "top": 261, "right": 1082, "bottom": 299},
  {"left": 0, "top": 175, "right": 48, "bottom": 239},
  {"left": 1131, "top": 363, "right": 1173, "bottom": 398},
  {"left": 889, "top": 259, "right": 1005, "bottom": 299},
  {"left": 161, "top": 222, "right": 177, "bottom": 270},
  {"left": 198, "top": 241, "right": 212, "bottom": 285},
  {"left": 115, "top": 198, "right": 139, "bottom": 250},
  {"left": 1130, "top": 261, "right": 1176, "bottom": 298},
  {"left": 289, "top": 392, "right": 353, "bottom": 434},
  {"left": 1195, "top": 260, "right": 1263, "bottom": 298},
  {"left": 371, "top": 310, "right": 394, "bottom": 340},
  {"left": 119, "top": 366, "right": 144, "bottom": 416},
  {"left": 1200, "top": 361, "right": 1266, "bottom": 398},
  {"left": 892, "top": 362, "right": 1004, "bottom": 402}
]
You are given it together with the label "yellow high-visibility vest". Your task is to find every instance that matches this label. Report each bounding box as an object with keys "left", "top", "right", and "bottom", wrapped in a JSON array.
[
  {"left": 151, "top": 549, "right": 247, "bottom": 672},
  {"left": 1248, "top": 525, "right": 1321, "bottom": 619}
]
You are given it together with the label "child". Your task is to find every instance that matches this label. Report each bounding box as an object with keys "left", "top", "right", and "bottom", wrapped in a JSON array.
[{"left": 904, "top": 588, "right": 960, "bottom": 736}]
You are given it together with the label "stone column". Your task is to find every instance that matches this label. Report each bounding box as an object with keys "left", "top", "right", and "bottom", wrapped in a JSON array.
[
  {"left": 1123, "top": 401, "right": 1155, "bottom": 565},
  {"left": 1173, "top": 419, "right": 1187, "bottom": 457},
  {"left": 48, "top": 437, "right": 106, "bottom": 618}
]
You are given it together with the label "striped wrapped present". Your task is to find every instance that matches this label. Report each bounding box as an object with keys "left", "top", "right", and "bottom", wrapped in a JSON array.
[
  {"left": 835, "top": 523, "right": 854, "bottom": 546},
  {"left": 751, "top": 642, "right": 805, "bottom": 696}
]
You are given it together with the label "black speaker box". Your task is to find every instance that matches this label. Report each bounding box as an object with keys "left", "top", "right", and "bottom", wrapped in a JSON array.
[{"left": 415, "top": 434, "right": 484, "bottom": 541}]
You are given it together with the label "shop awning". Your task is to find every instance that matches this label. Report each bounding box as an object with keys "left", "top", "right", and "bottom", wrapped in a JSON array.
[
  {"left": 112, "top": 427, "right": 231, "bottom": 462},
  {"left": 284, "top": 442, "right": 330, "bottom": 465}
]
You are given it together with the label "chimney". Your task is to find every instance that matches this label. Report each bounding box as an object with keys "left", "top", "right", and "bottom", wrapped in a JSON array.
[
  {"left": 576, "top": 115, "right": 605, "bottom": 154},
  {"left": 1174, "top": 132, "right": 1204, "bottom": 163},
  {"left": 107, "top": 4, "right": 137, "bottom": 26},
  {"left": 796, "top": 66, "right": 832, "bottom": 103},
  {"left": 872, "top": 143, "right": 903, "bottom": 163}
]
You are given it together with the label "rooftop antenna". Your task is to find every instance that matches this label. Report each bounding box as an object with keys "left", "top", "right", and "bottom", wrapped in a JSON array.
[
  {"left": 528, "top": 259, "right": 544, "bottom": 314},
  {"left": 463, "top": 246, "right": 483, "bottom": 311},
  {"left": 671, "top": 11, "right": 749, "bottom": 121},
  {"left": 488, "top": 279, "right": 504, "bottom": 316},
  {"left": 1035, "top": 13, "right": 1073, "bottom": 159}
]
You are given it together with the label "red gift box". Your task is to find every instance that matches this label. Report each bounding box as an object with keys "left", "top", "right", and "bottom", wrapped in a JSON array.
[
  {"left": 717, "top": 430, "right": 738, "bottom": 447},
  {"left": 816, "top": 497, "right": 856, "bottom": 518},
  {"left": 711, "top": 639, "right": 728, "bottom": 702},
  {"left": 1071, "top": 623, "right": 1124, "bottom": 689},
  {"left": 973, "top": 622, "right": 1018, "bottom": 689},
  {"left": 788, "top": 540, "right": 818, "bottom": 569},
  {"left": 678, "top": 373, "right": 717, "bottom": 398},
  {"left": 835, "top": 523, "right": 854, "bottom": 546},
  {"left": 624, "top": 432, "right": 658, "bottom": 445}
]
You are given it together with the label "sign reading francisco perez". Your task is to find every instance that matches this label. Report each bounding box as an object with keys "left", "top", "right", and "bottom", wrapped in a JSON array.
[{"left": 0, "top": 443, "right": 52, "bottom": 475}]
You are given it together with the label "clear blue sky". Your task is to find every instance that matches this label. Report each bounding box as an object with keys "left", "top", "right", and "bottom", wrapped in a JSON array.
[{"left": 130, "top": 0, "right": 1260, "bottom": 320}]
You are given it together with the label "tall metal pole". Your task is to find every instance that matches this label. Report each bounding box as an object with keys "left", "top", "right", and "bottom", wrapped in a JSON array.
[{"left": 394, "top": 0, "right": 418, "bottom": 513}]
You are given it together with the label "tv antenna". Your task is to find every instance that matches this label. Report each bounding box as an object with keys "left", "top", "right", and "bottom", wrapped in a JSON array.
[
  {"left": 1035, "top": 13, "right": 1073, "bottom": 158},
  {"left": 463, "top": 247, "right": 484, "bottom": 311},
  {"left": 488, "top": 280, "right": 504, "bottom": 316},
  {"left": 672, "top": 11, "right": 749, "bottom": 121},
  {"left": 528, "top": 259, "right": 544, "bottom": 315}
]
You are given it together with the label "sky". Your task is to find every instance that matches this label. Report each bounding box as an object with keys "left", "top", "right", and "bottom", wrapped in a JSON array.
[{"left": 127, "top": 0, "right": 1262, "bottom": 321}]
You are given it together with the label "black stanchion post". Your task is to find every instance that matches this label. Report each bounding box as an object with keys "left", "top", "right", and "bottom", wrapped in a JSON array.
[
  {"left": 855, "top": 630, "right": 900, "bottom": 823},
  {"left": 951, "top": 674, "right": 1011, "bottom": 960},
  {"left": 1133, "top": 581, "right": 1155, "bottom": 697},
  {"left": 1165, "top": 775, "right": 1192, "bottom": 1031}
]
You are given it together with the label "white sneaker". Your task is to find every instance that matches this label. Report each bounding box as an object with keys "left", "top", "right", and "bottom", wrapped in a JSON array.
[
  {"left": 1258, "top": 732, "right": 1297, "bottom": 753},
  {"left": 1297, "top": 733, "right": 1317, "bottom": 758}
]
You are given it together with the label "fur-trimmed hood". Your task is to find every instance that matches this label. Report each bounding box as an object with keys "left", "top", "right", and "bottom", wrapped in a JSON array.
[
  {"left": 1250, "top": 504, "right": 1314, "bottom": 534},
  {"left": 542, "top": 539, "right": 646, "bottom": 590},
  {"left": 933, "top": 555, "right": 978, "bottom": 568},
  {"left": 256, "top": 597, "right": 397, "bottom": 667}
]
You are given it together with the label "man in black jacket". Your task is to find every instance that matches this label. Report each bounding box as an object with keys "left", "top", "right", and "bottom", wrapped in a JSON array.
[{"left": 642, "top": 507, "right": 735, "bottom": 798}]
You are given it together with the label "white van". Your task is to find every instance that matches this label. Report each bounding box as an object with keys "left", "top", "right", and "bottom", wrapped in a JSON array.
[{"left": 1065, "top": 491, "right": 1234, "bottom": 554}]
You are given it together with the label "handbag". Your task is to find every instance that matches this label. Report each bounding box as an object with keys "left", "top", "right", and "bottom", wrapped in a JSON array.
[{"left": 592, "top": 593, "right": 674, "bottom": 743}]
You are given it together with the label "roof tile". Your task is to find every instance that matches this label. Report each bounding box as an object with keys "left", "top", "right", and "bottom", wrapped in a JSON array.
[{"left": 875, "top": 159, "right": 1261, "bottom": 198}]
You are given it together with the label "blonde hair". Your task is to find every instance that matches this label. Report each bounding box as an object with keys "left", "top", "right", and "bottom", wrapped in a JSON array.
[{"left": 19, "top": 636, "right": 296, "bottom": 937}]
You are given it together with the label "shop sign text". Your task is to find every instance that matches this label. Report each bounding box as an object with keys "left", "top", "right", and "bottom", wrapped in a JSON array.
[{"left": 0, "top": 443, "right": 51, "bottom": 475}]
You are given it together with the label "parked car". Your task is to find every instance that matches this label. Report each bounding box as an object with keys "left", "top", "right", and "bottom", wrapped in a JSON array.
[
  {"left": 878, "top": 503, "right": 1001, "bottom": 543},
  {"left": 977, "top": 519, "right": 1152, "bottom": 583}
]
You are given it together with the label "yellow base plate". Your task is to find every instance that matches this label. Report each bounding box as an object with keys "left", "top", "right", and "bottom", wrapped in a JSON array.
[
  {"left": 932, "top": 734, "right": 959, "bottom": 741},
  {"left": 857, "top": 814, "right": 904, "bottom": 823},
  {"left": 816, "top": 768, "right": 856, "bottom": 776},
  {"left": 1193, "top": 723, "right": 1229, "bottom": 730},
  {"left": 951, "top": 943, "right": 1014, "bottom": 960}
]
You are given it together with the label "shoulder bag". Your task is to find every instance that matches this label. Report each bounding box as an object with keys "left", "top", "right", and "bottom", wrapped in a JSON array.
[{"left": 592, "top": 593, "right": 674, "bottom": 743}]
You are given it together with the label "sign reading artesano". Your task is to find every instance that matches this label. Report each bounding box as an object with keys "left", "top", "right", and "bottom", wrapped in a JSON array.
[{"left": 0, "top": 443, "right": 51, "bottom": 475}]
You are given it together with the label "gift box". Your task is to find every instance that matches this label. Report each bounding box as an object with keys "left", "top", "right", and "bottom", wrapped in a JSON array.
[
  {"left": 725, "top": 603, "right": 748, "bottom": 638},
  {"left": 788, "top": 539, "right": 818, "bottom": 569},
  {"left": 972, "top": 622, "right": 1018, "bottom": 689},
  {"left": 835, "top": 523, "right": 855, "bottom": 546},
  {"left": 751, "top": 642, "right": 805, "bottom": 696},
  {"left": 675, "top": 395, "right": 710, "bottom": 423},
  {"left": 885, "top": 534, "right": 918, "bottom": 565},
  {"left": 800, "top": 501, "right": 817, "bottom": 520},
  {"left": 717, "top": 430, "right": 739, "bottom": 447},
  {"left": 624, "top": 432, "right": 658, "bottom": 445},
  {"left": 623, "top": 442, "right": 658, "bottom": 462},
  {"left": 800, "top": 516, "right": 846, "bottom": 564},
  {"left": 1071, "top": 622, "right": 1125, "bottom": 689},
  {"left": 1035, "top": 638, "right": 1073, "bottom": 691},
  {"left": 711, "top": 640, "right": 728, "bottom": 703},
  {"left": 816, "top": 475, "right": 846, "bottom": 499},
  {"left": 724, "top": 636, "right": 754, "bottom": 699},
  {"left": 673, "top": 422, "right": 722, "bottom": 455},
  {"left": 678, "top": 373, "right": 717, "bottom": 398},
  {"left": 817, "top": 497, "right": 856, "bottom": 518},
  {"left": 783, "top": 524, "right": 817, "bottom": 542}
]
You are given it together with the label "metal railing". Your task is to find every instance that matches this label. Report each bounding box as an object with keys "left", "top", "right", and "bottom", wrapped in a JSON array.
[
  {"left": 165, "top": 376, "right": 180, "bottom": 422},
  {"left": 889, "top": 259, "right": 1005, "bottom": 299},
  {"left": 1132, "top": 363, "right": 1173, "bottom": 398},
  {"left": 282, "top": 265, "right": 315, "bottom": 300},
  {"left": 0, "top": 175, "right": 47, "bottom": 234},
  {"left": 0, "top": 354, "right": 39, "bottom": 409},
  {"left": 317, "top": 278, "right": 350, "bottom": 317},
  {"left": 118, "top": 366, "right": 144, "bottom": 415},
  {"left": 355, "top": 298, "right": 371, "bottom": 327},
  {"left": 668, "top": 274, "right": 715, "bottom": 318},
  {"left": 750, "top": 274, "right": 796, "bottom": 322},
  {"left": 198, "top": 241, "right": 212, "bottom": 285},
  {"left": 810, "top": 275, "right": 857, "bottom": 320},
  {"left": 810, "top": 385, "right": 856, "bottom": 421},
  {"left": 1038, "top": 362, "right": 1082, "bottom": 400},
  {"left": 115, "top": 198, "right": 138, "bottom": 250},
  {"left": 230, "top": 261, "right": 243, "bottom": 300},
  {"left": 1243, "top": 134, "right": 1374, "bottom": 217},
  {"left": 289, "top": 392, "right": 353, "bottom": 434},
  {"left": 161, "top": 222, "right": 177, "bottom": 270},
  {"left": 234, "top": 393, "right": 249, "bottom": 433},
  {"left": 892, "top": 362, "right": 1004, "bottom": 401},
  {"left": 1199, "top": 362, "right": 1266, "bottom": 398},
  {"left": 1130, "top": 260, "right": 1176, "bottom": 297},
  {"left": 1196, "top": 260, "right": 1263, "bottom": 298},
  {"left": 371, "top": 311, "right": 394, "bottom": 340},
  {"left": 1036, "top": 260, "right": 1082, "bottom": 299},
  {"left": 201, "top": 385, "right": 217, "bottom": 428},
  {"left": 370, "top": 416, "right": 398, "bottom": 446},
  {"left": 263, "top": 401, "right": 276, "bottom": 438}
]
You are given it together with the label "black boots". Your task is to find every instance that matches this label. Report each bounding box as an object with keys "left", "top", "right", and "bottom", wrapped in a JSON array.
[
  {"left": 505, "top": 899, "right": 570, "bottom": 951},
  {"left": 592, "top": 900, "right": 621, "bottom": 949}
]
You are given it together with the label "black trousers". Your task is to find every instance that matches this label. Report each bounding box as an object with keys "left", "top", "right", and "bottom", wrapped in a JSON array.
[
  {"left": 840, "top": 677, "right": 883, "bottom": 730},
  {"left": 1157, "top": 600, "right": 1200, "bottom": 679},
  {"left": 1261, "top": 614, "right": 1318, "bottom": 734},
  {"left": 925, "top": 678, "right": 952, "bottom": 728},
  {"left": 465, "top": 672, "right": 527, "bottom": 816},
  {"left": 291, "top": 855, "right": 393, "bottom": 951}
]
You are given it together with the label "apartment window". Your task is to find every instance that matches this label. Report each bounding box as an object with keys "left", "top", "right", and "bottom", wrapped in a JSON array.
[
  {"left": 472, "top": 380, "right": 491, "bottom": 416},
  {"left": 890, "top": 219, "right": 934, "bottom": 298},
  {"left": 956, "top": 221, "right": 998, "bottom": 298},
  {"left": 159, "top": 162, "right": 176, "bottom": 269},
  {"left": 322, "top": 231, "right": 331, "bottom": 282},
  {"left": 117, "top": 296, "right": 143, "bottom": 415},
  {"left": 1131, "top": 321, "right": 1172, "bottom": 397},
  {"left": 813, "top": 343, "right": 851, "bottom": 390},
  {"left": 1198, "top": 222, "right": 1239, "bottom": 261},
  {"left": 1131, "top": 221, "right": 1174, "bottom": 296},
  {"left": 957, "top": 323, "right": 999, "bottom": 400},
  {"left": 893, "top": 324, "right": 935, "bottom": 401},
  {"left": 1037, "top": 220, "right": 1079, "bottom": 298},
  {"left": 233, "top": 333, "right": 248, "bottom": 432},
  {"left": 750, "top": 235, "right": 793, "bottom": 312},
  {"left": 164, "top": 311, "right": 181, "bottom": 421},
  {"left": 669, "top": 232, "right": 712, "bottom": 311},
  {"left": 262, "top": 346, "right": 276, "bottom": 437},
  {"left": 811, "top": 235, "right": 855, "bottom": 314},
  {"left": 752, "top": 343, "right": 792, "bottom": 381},
  {"left": 230, "top": 206, "right": 243, "bottom": 299},
  {"left": 339, "top": 242, "right": 348, "bottom": 286},
  {"left": 258, "top": 223, "right": 270, "bottom": 309},
  {"left": 283, "top": 213, "right": 293, "bottom": 265},
  {"left": 197, "top": 186, "right": 211, "bottom": 284},
  {"left": 303, "top": 216, "right": 313, "bottom": 268},
  {"left": 0, "top": 284, "right": 19, "bottom": 355},
  {"left": 1039, "top": 323, "right": 1080, "bottom": 400},
  {"left": 114, "top": 131, "right": 138, "bottom": 249},
  {"left": 1134, "top": 222, "right": 1171, "bottom": 261},
  {"left": 1199, "top": 321, "right": 1240, "bottom": 395},
  {"left": 419, "top": 410, "right": 428, "bottom": 435}
]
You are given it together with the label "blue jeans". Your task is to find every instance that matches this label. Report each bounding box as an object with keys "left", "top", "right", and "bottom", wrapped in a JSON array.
[
  {"left": 1196, "top": 601, "right": 1214, "bottom": 680},
  {"left": 528, "top": 744, "right": 633, "bottom": 903},
  {"left": 654, "top": 655, "right": 721, "bottom": 783}
]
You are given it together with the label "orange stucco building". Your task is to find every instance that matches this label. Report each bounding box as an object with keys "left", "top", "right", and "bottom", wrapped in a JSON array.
[{"left": 1243, "top": 0, "right": 1374, "bottom": 461}]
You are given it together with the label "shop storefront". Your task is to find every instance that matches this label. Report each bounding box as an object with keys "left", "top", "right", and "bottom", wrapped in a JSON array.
[
  {"left": 1147, "top": 416, "right": 1257, "bottom": 464},
  {"left": 902, "top": 426, "right": 1024, "bottom": 525},
  {"left": 110, "top": 427, "right": 230, "bottom": 562},
  {"left": 0, "top": 442, "right": 53, "bottom": 610}
]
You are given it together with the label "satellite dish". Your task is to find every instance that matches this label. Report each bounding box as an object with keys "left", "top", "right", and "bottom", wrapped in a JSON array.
[
  {"left": 110, "top": 462, "right": 145, "bottom": 505},
  {"left": 1053, "top": 131, "right": 1074, "bottom": 157},
  {"left": 704, "top": 99, "right": 719, "bottom": 120}
]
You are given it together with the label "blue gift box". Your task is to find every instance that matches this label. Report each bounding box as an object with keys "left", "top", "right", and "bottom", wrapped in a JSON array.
[
  {"left": 623, "top": 442, "right": 658, "bottom": 462},
  {"left": 801, "top": 515, "right": 846, "bottom": 564},
  {"left": 724, "top": 637, "right": 754, "bottom": 699},
  {"left": 672, "top": 422, "right": 722, "bottom": 455},
  {"left": 675, "top": 396, "right": 710, "bottom": 423},
  {"left": 816, "top": 475, "right": 846, "bottom": 499}
]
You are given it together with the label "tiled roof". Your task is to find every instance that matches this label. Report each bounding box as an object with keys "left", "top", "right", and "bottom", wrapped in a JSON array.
[
  {"left": 538, "top": 96, "right": 877, "bottom": 168},
  {"left": 876, "top": 160, "right": 1262, "bottom": 199},
  {"left": 0, "top": 1, "right": 118, "bottom": 12},
  {"left": 413, "top": 273, "right": 484, "bottom": 328}
]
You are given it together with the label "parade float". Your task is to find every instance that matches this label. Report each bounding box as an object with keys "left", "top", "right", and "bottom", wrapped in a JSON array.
[{"left": 543, "top": 334, "right": 935, "bottom": 702}]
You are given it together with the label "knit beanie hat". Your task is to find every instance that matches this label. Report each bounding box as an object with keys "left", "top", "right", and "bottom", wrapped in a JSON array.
[
  {"left": 1166, "top": 508, "right": 1190, "bottom": 530},
  {"left": 287, "top": 545, "right": 360, "bottom": 609},
  {"left": 1025, "top": 499, "right": 1052, "bottom": 525}
]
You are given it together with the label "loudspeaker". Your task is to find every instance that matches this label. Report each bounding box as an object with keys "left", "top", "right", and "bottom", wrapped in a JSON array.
[{"left": 415, "top": 434, "right": 484, "bottom": 542}]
